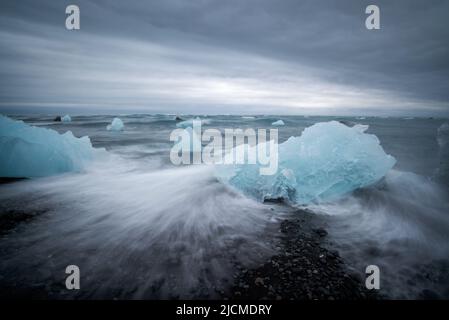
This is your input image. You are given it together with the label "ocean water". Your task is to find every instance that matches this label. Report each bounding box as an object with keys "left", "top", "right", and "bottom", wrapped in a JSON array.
[{"left": 0, "top": 114, "right": 448, "bottom": 299}]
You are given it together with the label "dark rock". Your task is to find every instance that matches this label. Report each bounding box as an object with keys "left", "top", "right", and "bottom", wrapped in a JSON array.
[
  {"left": 338, "top": 120, "right": 356, "bottom": 127},
  {"left": 0, "top": 177, "right": 26, "bottom": 184},
  {"left": 254, "top": 277, "right": 264, "bottom": 286},
  {"left": 313, "top": 228, "right": 328, "bottom": 237},
  {"left": 263, "top": 197, "right": 285, "bottom": 204}
]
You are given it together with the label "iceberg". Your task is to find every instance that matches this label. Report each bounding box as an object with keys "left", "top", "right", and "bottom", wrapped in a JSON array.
[
  {"left": 176, "top": 117, "right": 210, "bottom": 128},
  {"left": 107, "top": 117, "right": 124, "bottom": 131},
  {"left": 216, "top": 121, "right": 396, "bottom": 205},
  {"left": 0, "top": 115, "right": 94, "bottom": 178},
  {"left": 272, "top": 120, "right": 285, "bottom": 126},
  {"left": 62, "top": 114, "right": 71, "bottom": 122}
]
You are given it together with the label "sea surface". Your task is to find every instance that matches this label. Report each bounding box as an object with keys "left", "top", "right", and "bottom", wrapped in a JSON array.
[{"left": 1, "top": 114, "right": 448, "bottom": 299}]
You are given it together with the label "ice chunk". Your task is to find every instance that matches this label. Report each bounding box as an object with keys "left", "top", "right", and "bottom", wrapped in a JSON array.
[
  {"left": 62, "top": 114, "right": 71, "bottom": 122},
  {"left": 216, "top": 121, "right": 396, "bottom": 205},
  {"left": 272, "top": 120, "right": 285, "bottom": 126},
  {"left": 107, "top": 117, "right": 124, "bottom": 131},
  {"left": 176, "top": 117, "right": 210, "bottom": 128},
  {"left": 0, "top": 115, "right": 94, "bottom": 177}
]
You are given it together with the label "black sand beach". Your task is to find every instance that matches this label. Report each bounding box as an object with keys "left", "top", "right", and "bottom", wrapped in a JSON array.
[
  {"left": 226, "top": 210, "right": 376, "bottom": 300},
  {"left": 0, "top": 189, "right": 374, "bottom": 300}
]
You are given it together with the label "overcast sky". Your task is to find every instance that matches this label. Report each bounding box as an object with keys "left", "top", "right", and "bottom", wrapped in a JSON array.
[{"left": 0, "top": 0, "right": 448, "bottom": 115}]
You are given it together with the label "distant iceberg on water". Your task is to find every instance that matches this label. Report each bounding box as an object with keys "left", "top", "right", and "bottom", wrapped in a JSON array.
[
  {"left": 0, "top": 115, "right": 95, "bottom": 177},
  {"left": 176, "top": 117, "right": 210, "bottom": 128},
  {"left": 107, "top": 117, "right": 124, "bottom": 131},
  {"left": 62, "top": 114, "right": 72, "bottom": 122},
  {"left": 216, "top": 121, "right": 396, "bottom": 205},
  {"left": 272, "top": 120, "right": 285, "bottom": 126}
]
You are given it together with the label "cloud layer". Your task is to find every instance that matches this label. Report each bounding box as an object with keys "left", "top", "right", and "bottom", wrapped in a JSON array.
[{"left": 0, "top": 0, "right": 448, "bottom": 115}]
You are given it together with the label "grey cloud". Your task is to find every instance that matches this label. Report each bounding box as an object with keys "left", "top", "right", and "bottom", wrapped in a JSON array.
[{"left": 0, "top": 0, "right": 448, "bottom": 115}]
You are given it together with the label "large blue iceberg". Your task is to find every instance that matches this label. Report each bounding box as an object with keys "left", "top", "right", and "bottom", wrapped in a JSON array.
[
  {"left": 216, "top": 121, "right": 396, "bottom": 205},
  {"left": 0, "top": 115, "right": 94, "bottom": 177}
]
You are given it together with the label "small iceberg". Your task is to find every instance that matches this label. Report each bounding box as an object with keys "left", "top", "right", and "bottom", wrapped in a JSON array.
[
  {"left": 216, "top": 121, "right": 396, "bottom": 205},
  {"left": 272, "top": 120, "right": 285, "bottom": 126},
  {"left": 62, "top": 115, "right": 72, "bottom": 122},
  {"left": 107, "top": 117, "right": 124, "bottom": 131},
  {"left": 0, "top": 115, "right": 94, "bottom": 177},
  {"left": 176, "top": 117, "right": 211, "bottom": 128}
]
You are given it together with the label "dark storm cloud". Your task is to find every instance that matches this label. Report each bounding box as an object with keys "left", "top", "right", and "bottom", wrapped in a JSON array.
[{"left": 0, "top": 0, "right": 448, "bottom": 115}]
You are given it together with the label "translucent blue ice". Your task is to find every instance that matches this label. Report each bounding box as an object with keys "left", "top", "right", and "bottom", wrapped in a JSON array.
[
  {"left": 107, "top": 117, "right": 124, "bottom": 131},
  {"left": 216, "top": 121, "right": 396, "bottom": 205},
  {"left": 62, "top": 114, "right": 71, "bottom": 122},
  {"left": 272, "top": 120, "right": 285, "bottom": 126},
  {"left": 0, "top": 115, "right": 94, "bottom": 177},
  {"left": 176, "top": 117, "right": 210, "bottom": 128}
]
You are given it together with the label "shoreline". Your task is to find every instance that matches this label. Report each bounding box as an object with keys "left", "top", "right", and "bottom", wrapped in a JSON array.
[
  {"left": 0, "top": 184, "right": 376, "bottom": 300},
  {"left": 225, "top": 209, "right": 378, "bottom": 300}
]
